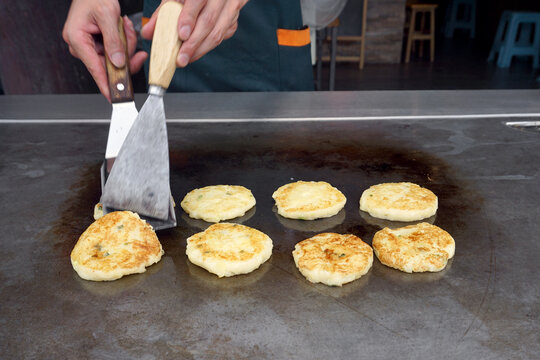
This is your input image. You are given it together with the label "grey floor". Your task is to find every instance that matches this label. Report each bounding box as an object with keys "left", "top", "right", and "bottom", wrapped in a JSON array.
[{"left": 318, "top": 36, "right": 540, "bottom": 91}]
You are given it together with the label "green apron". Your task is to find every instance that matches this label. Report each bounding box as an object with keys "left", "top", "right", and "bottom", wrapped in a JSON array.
[{"left": 143, "top": 0, "right": 313, "bottom": 92}]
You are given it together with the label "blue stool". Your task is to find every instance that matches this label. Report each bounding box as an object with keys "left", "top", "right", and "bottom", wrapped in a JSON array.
[
  {"left": 444, "top": 0, "right": 476, "bottom": 38},
  {"left": 488, "top": 11, "right": 540, "bottom": 68}
]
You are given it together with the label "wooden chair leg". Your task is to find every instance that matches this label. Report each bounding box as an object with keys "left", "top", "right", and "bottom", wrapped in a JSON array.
[
  {"left": 419, "top": 11, "right": 426, "bottom": 57},
  {"left": 316, "top": 29, "right": 323, "bottom": 90},
  {"left": 430, "top": 9, "right": 436, "bottom": 62},
  {"left": 359, "top": 40, "right": 366, "bottom": 69},
  {"left": 405, "top": 9, "right": 416, "bottom": 63},
  {"left": 359, "top": 0, "right": 368, "bottom": 69},
  {"left": 329, "top": 26, "right": 337, "bottom": 91}
]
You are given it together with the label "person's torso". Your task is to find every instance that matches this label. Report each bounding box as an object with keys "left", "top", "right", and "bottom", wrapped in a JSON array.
[{"left": 143, "top": 0, "right": 314, "bottom": 92}]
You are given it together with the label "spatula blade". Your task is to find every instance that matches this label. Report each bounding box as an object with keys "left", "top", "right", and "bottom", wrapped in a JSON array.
[
  {"left": 100, "top": 160, "right": 177, "bottom": 230},
  {"left": 101, "top": 94, "right": 171, "bottom": 220},
  {"left": 105, "top": 101, "right": 138, "bottom": 159}
]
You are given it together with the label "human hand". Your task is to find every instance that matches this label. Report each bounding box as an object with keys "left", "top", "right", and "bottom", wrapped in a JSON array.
[
  {"left": 141, "top": 0, "right": 248, "bottom": 68},
  {"left": 62, "top": 0, "right": 148, "bottom": 101}
]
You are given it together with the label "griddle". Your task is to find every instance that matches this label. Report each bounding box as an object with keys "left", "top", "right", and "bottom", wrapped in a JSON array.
[{"left": 1, "top": 92, "right": 539, "bottom": 359}]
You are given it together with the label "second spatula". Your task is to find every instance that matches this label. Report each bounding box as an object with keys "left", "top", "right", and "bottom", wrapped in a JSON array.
[{"left": 101, "top": 1, "right": 183, "bottom": 225}]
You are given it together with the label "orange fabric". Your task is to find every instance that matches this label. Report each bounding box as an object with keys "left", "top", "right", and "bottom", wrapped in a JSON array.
[
  {"left": 276, "top": 27, "right": 310, "bottom": 47},
  {"left": 142, "top": 17, "right": 150, "bottom": 27}
]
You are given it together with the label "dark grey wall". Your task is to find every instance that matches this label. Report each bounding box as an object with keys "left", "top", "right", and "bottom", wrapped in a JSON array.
[{"left": 337, "top": 1, "right": 366, "bottom": 36}]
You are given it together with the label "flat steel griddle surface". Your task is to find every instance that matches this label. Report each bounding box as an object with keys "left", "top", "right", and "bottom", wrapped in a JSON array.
[{"left": 1, "top": 117, "right": 539, "bottom": 359}]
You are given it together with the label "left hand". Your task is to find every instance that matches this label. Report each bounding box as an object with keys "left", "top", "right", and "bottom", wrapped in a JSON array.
[
  {"left": 62, "top": 0, "right": 148, "bottom": 102},
  {"left": 141, "top": 0, "right": 248, "bottom": 68}
]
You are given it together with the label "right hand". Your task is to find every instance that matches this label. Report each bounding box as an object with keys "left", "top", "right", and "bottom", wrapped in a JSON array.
[
  {"left": 62, "top": 0, "right": 148, "bottom": 101},
  {"left": 141, "top": 0, "right": 248, "bottom": 68}
]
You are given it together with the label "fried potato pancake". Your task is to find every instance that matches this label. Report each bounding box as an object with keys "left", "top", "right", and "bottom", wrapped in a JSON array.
[
  {"left": 181, "top": 185, "right": 256, "bottom": 223},
  {"left": 360, "top": 182, "right": 437, "bottom": 221},
  {"left": 293, "top": 233, "right": 373, "bottom": 286},
  {"left": 272, "top": 181, "right": 346, "bottom": 220},
  {"left": 186, "top": 223, "right": 272, "bottom": 278},
  {"left": 372, "top": 222, "right": 455, "bottom": 273},
  {"left": 71, "top": 211, "right": 163, "bottom": 281}
]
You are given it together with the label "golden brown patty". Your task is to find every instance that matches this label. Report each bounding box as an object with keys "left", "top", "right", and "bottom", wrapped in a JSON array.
[
  {"left": 293, "top": 233, "right": 373, "bottom": 286},
  {"left": 272, "top": 181, "right": 347, "bottom": 220},
  {"left": 372, "top": 222, "right": 455, "bottom": 273},
  {"left": 186, "top": 223, "right": 273, "bottom": 277},
  {"left": 71, "top": 211, "right": 163, "bottom": 281},
  {"left": 181, "top": 185, "right": 256, "bottom": 223},
  {"left": 359, "top": 182, "right": 438, "bottom": 221}
]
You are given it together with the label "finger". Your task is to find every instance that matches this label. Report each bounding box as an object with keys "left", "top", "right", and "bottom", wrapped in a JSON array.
[
  {"left": 188, "top": 29, "right": 224, "bottom": 63},
  {"left": 93, "top": 2, "right": 125, "bottom": 67},
  {"left": 140, "top": 1, "right": 163, "bottom": 40},
  {"left": 222, "top": 9, "right": 241, "bottom": 42},
  {"left": 223, "top": 21, "right": 238, "bottom": 41},
  {"left": 94, "top": 40, "right": 105, "bottom": 55},
  {"left": 141, "top": 0, "right": 191, "bottom": 40},
  {"left": 67, "top": 45, "right": 78, "bottom": 58},
  {"left": 123, "top": 15, "right": 138, "bottom": 57},
  {"left": 187, "top": 2, "right": 238, "bottom": 63},
  {"left": 73, "top": 36, "right": 111, "bottom": 101},
  {"left": 129, "top": 51, "right": 148, "bottom": 74},
  {"left": 177, "top": 0, "right": 225, "bottom": 67},
  {"left": 141, "top": 13, "right": 157, "bottom": 40},
  {"left": 177, "top": 0, "right": 206, "bottom": 41},
  {"left": 123, "top": 16, "right": 148, "bottom": 73}
]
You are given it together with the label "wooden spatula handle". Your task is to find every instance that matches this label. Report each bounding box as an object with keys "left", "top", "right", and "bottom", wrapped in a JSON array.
[
  {"left": 105, "top": 17, "right": 134, "bottom": 103},
  {"left": 148, "top": 1, "right": 183, "bottom": 89}
]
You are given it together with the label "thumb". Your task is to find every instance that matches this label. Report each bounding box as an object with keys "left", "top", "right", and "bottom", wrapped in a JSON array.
[
  {"left": 95, "top": 7, "right": 125, "bottom": 67},
  {"left": 141, "top": 8, "right": 159, "bottom": 40},
  {"left": 141, "top": 0, "right": 169, "bottom": 40}
]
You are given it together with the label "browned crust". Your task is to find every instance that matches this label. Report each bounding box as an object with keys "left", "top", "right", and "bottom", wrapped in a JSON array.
[
  {"left": 372, "top": 223, "right": 454, "bottom": 272},
  {"left": 294, "top": 233, "right": 372, "bottom": 274},
  {"left": 71, "top": 211, "right": 161, "bottom": 272}
]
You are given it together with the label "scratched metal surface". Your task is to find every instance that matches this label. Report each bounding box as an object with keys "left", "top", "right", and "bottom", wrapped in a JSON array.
[{"left": 1, "top": 116, "right": 539, "bottom": 359}]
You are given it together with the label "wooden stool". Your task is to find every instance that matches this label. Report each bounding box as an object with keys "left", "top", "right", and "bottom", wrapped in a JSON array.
[
  {"left": 333, "top": 0, "right": 368, "bottom": 70},
  {"left": 405, "top": 4, "right": 437, "bottom": 63},
  {"left": 316, "top": 18, "right": 339, "bottom": 91},
  {"left": 316, "top": 0, "right": 369, "bottom": 90}
]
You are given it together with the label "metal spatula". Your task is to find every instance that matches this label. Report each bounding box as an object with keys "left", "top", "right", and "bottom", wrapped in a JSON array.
[
  {"left": 100, "top": 16, "right": 137, "bottom": 205},
  {"left": 103, "top": 17, "right": 138, "bottom": 164},
  {"left": 101, "top": 2, "right": 183, "bottom": 227}
]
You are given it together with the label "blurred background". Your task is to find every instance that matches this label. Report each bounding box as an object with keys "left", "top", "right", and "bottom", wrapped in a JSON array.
[{"left": 2, "top": 0, "right": 540, "bottom": 95}]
